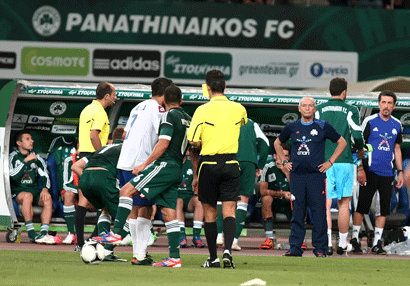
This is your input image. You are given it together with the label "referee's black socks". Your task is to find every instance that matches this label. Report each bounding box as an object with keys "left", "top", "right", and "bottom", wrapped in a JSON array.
[
  {"left": 204, "top": 222, "right": 218, "bottom": 261},
  {"left": 223, "top": 216, "right": 236, "bottom": 254}
]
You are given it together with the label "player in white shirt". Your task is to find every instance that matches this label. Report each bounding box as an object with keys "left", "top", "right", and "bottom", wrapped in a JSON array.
[{"left": 117, "top": 78, "right": 173, "bottom": 263}]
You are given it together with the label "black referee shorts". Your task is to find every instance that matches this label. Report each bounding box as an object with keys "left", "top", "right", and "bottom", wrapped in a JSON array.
[
  {"left": 356, "top": 170, "right": 394, "bottom": 217},
  {"left": 198, "top": 154, "right": 241, "bottom": 206},
  {"left": 78, "top": 152, "right": 92, "bottom": 159}
]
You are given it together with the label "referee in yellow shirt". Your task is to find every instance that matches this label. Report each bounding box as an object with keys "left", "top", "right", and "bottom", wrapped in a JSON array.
[
  {"left": 78, "top": 81, "right": 117, "bottom": 158},
  {"left": 75, "top": 81, "right": 117, "bottom": 251},
  {"left": 187, "top": 70, "right": 247, "bottom": 269}
]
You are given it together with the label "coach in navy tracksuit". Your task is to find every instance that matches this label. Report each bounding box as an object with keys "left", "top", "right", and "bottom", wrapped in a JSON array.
[{"left": 274, "top": 97, "right": 347, "bottom": 257}]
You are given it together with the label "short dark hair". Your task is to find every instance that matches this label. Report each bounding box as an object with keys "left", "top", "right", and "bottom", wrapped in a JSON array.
[
  {"left": 329, "top": 77, "right": 347, "bottom": 96},
  {"left": 378, "top": 90, "right": 397, "bottom": 104},
  {"left": 206, "top": 70, "right": 225, "bottom": 94},
  {"left": 14, "top": 129, "right": 31, "bottom": 145},
  {"left": 151, "top": 78, "right": 173, "bottom": 97},
  {"left": 112, "top": 127, "right": 124, "bottom": 141},
  {"left": 282, "top": 143, "right": 291, "bottom": 153},
  {"left": 164, "top": 85, "right": 182, "bottom": 105},
  {"left": 96, "top": 82, "right": 114, "bottom": 100}
]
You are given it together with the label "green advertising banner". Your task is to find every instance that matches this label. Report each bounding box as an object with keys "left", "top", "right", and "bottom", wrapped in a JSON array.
[
  {"left": 21, "top": 47, "right": 89, "bottom": 76},
  {"left": 1, "top": 1, "right": 410, "bottom": 82}
]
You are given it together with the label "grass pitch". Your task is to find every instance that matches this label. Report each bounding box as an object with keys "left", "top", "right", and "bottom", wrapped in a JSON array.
[{"left": 1, "top": 250, "right": 409, "bottom": 286}]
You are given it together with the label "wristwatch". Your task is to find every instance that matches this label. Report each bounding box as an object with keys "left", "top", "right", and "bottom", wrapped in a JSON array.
[{"left": 282, "top": 160, "right": 289, "bottom": 165}]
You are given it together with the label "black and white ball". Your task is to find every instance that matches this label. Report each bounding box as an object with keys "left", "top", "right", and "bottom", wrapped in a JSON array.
[{"left": 81, "top": 241, "right": 105, "bottom": 264}]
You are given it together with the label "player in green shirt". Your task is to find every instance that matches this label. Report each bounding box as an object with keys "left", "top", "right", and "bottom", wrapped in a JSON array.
[
  {"left": 259, "top": 143, "right": 292, "bottom": 250},
  {"left": 94, "top": 85, "right": 191, "bottom": 268},
  {"left": 315, "top": 77, "right": 365, "bottom": 255},
  {"left": 216, "top": 118, "right": 270, "bottom": 250},
  {"left": 177, "top": 150, "right": 206, "bottom": 248}
]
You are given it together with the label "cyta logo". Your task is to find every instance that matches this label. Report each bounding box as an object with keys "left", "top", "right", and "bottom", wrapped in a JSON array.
[
  {"left": 21, "top": 47, "right": 89, "bottom": 76},
  {"left": 32, "top": 6, "right": 61, "bottom": 37}
]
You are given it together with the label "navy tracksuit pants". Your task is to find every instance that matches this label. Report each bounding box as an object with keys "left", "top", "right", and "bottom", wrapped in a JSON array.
[{"left": 288, "top": 172, "right": 328, "bottom": 256}]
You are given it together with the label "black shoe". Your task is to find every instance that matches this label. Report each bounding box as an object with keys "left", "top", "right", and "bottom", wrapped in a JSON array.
[
  {"left": 201, "top": 257, "right": 221, "bottom": 268},
  {"left": 222, "top": 253, "right": 235, "bottom": 269},
  {"left": 327, "top": 246, "right": 333, "bottom": 256},
  {"left": 103, "top": 254, "right": 128, "bottom": 262},
  {"left": 336, "top": 244, "right": 353, "bottom": 255},
  {"left": 131, "top": 256, "right": 156, "bottom": 265},
  {"left": 350, "top": 238, "right": 363, "bottom": 254},
  {"left": 371, "top": 241, "right": 387, "bottom": 255},
  {"left": 74, "top": 245, "right": 82, "bottom": 252},
  {"left": 315, "top": 252, "right": 327, "bottom": 257},
  {"left": 282, "top": 251, "right": 301, "bottom": 257}
]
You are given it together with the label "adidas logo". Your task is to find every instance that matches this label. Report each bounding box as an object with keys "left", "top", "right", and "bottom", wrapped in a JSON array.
[{"left": 373, "top": 127, "right": 379, "bottom": 132}]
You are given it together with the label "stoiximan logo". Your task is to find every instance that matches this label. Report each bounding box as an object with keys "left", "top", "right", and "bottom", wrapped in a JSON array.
[
  {"left": 32, "top": 6, "right": 61, "bottom": 37},
  {"left": 164, "top": 51, "right": 232, "bottom": 80},
  {"left": 21, "top": 47, "right": 89, "bottom": 76}
]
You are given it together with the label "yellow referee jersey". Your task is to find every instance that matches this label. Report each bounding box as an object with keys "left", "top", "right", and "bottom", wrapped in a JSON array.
[
  {"left": 187, "top": 96, "right": 247, "bottom": 156},
  {"left": 78, "top": 100, "right": 110, "bottom": 152}
]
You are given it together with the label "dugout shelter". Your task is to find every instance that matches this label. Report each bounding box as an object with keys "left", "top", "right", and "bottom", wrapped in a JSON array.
[{"left": 1, "top": 80, "right": 410, "bottom": 242}]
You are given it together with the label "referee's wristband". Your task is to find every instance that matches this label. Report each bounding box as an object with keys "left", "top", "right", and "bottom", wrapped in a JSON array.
[{"left": 328, "top": 160, "right": 333, "bottom": 166}]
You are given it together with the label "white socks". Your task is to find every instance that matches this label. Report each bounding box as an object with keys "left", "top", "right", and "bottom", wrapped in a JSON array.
[
  {"left": 352, "top": 225, "right": 361, "bottom": 240},
  {"left": 339, "top": 232, "right": 348, "bottom": 248},
  {"left": 373, "top": 227, "right": 383, "bottom": 247},
  {"left": 327, "top": 229, "right": 332, "bottom": 247}
]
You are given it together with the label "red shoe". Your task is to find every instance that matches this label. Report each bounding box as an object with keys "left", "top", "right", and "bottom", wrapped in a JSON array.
[
  {"left": 152, "top": 258, "right": 181, "bottom": 268},
  {"left": 259, "top": 237, "right": 274, "bottom": 250},
  {"left": 301, "top": 241, "right": 307, "bottom": 250},
  {"left": 92, "top": 232, "right": 122, "bottom": 244}
]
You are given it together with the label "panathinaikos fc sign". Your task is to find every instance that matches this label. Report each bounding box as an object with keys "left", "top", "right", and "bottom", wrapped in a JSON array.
[{"left": 1, "top": 0, "right": 410, "bottom": 85}]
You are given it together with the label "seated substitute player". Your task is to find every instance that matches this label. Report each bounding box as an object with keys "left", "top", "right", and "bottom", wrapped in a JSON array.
[
  {"left": 177, "top": 149, "right": 206, "bottom": 248},
  {"left": 216, "top": 118, "right": 269, "bottom": 250},
  {"left": 94, "top": 85, "right": 192, "bottom": 268},
  {"left": 61, "top": 139, "right": 79, "bottom": 245},
  {"left": 259, "top": 144, "right": 292, "bottom": 250},
  {"left": 72, "top": 127, "right": 128, "bottom": 262},
  {"left": 9, "top": 129, "right": 61, "bottom": 244}
]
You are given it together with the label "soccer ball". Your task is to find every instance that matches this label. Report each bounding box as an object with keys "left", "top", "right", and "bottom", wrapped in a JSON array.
[{"left": 80, "top": 241, "right": 105, "bottom": 264}]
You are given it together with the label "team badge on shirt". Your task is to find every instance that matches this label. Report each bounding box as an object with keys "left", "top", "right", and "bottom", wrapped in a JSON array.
[
  {"left": 310, "top": 129, "right": 318, "bottom": 136},
  {"left": 296, "top": 136, "right": 311, "bottom": 155},
  {"left": 158, "top": 106, "right": 165, "bottom": 113},
  {"left": 378, "top": 133, "right": 392, "bottom": 151}
]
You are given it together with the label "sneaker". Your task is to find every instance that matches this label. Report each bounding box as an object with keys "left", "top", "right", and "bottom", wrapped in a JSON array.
[
  {"left": 103, "top": 253, "right": 128, "bottom": 262},
  {"left": 315, "top": 252, "right": 327, "bottom": 258},
  {"left": 231, "top": 242, "right": 241, "bottom": 251},
  {"left": 74, "top": 245, "right": 82, "bottom": 252},
  {"left": 222, "top": 252, "right": 235, "bottom": 269},
  {"left": 259, "top": 237, "right": 274, "bottom": 250},
  {"left": 62, "top": 233, "right": 77, "bottom": 245},
  {"left": 180, "top": 236, "right": 188, "bottom": 248},
  {"left": 92, "top": 231, "right": 122, "bottom": 245},
  {"left": 35, "top": 234, "right": 62, "bottom": 245},
  {"left": 371, "top": 241, "right": 387, "bottom": 255},
  {"left": 201, "top": 257, "right": 220, "bottom": 268},
  {"left": 152, "top": 258, "right": 182, "bottom": 268},
  {"left": 327, "top": 246, "right": 333, "bottom": 256},
  {"left": 119, "top": 234, "right": 132, "bottom": 246},
  {"left": 216, "top": 236, "right": 224, "bottom": 246},
  {"left": 301, "top": 241, "right": 307, "bottom": 250},
  {"left": 336, "top": 244, "right": 353, "bottom": 255},
  {"left": 350, "top": 238, "right": 363, "bottom": 254},
  {"left": 131, "top": 255, "right": 156, "bottom": 266},
  {"left": 147, "top": 232, "right": 158, "bottom": 247},
  {"left": 192, "top": 236, "right": 206, "bottom": 248}
]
